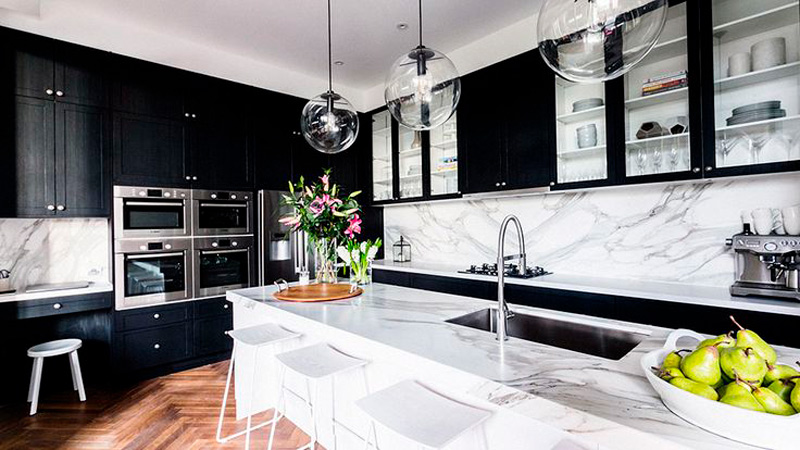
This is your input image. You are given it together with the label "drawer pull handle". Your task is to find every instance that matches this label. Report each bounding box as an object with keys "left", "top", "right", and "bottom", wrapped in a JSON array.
[
  {"left": 154, "top": 343, "right": 161, "bottom": 349},
  {"left": 223, "top": 304, "right": 229, "bottom": 309},
  {"left": 53, "top": 303, "right": 62, "bottom": 310},
  {"left": 153, "top": 313, "right": 160, "bottom": 319}
]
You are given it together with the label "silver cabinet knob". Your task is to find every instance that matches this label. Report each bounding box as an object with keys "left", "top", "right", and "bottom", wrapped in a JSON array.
[
  {"left": 705, "top": 166, "right": 713, "bottom": 172},
  {"left": 191, "top": 113, "right": 197, "bottom": 118},
  {"left": 45, "top": 89, "right": 54, "bottom": 96},
  {"left": 223, "top": 304, "right": 229, "bottom": 309},
  {"left": 495, "top": 182, "right": 500, "bottom": 187},
  {"left": 56, "top": 205, "right": 65, "bottom": 211},
  {"left": 153, "top": 343, "right": 161, "bottom": 349},
  {"left": 550, "top": 181, "right": 556, "bottom": 186},
  {"left": 185, "top": 113, "right": 190, "bottom": 117},
  {"left": 192, "top": 176, "right": 198, "bottom": 181},
  {"left": 501, "top": 182, "right": 507, "bottom": 186},
  {"left": 185, "top": 176, "right": 191, "bottom": 180},
  {"left": 46, "top": 205, "right": 55, "bottom": 211},
  {"left": 53, "top": 303, "right": 62, "bottom": 310},
  {"left": 55, "top": 90, "right": 64, "bottom": 97},
  {"left": 153, "top": 313, "right": 160, "bottom": 319},
  {"left": 692, "top": 167, "right": 700, "bottom": 173}
]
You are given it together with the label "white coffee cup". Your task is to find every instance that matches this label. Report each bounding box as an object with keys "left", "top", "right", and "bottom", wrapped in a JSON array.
[
  {"left": 772, "top": 208, "right": 786, "bottom": 235},
  {"left": 752, "top": 208, "right": 774, "bottom": 235},
  {"left": 783, "top": 206, "right": 800, "bottom": 235}
]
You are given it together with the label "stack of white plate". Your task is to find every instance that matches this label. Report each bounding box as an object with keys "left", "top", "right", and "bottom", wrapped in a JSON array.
[
  {"left": 572, "top": 98, "right": 604, "bottom": 113},
  {"left": 726, "top": 101, "right": 785, "bottom": 126}
]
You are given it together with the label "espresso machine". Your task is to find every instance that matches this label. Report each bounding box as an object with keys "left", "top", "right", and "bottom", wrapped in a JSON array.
[{"left": 726, "top": 233, "right": 800, "bottom": 301}]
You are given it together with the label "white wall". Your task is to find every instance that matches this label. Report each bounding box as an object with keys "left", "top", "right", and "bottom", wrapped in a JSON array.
[{"left": 383, "top": 173, "right": 800, "bottom": 287}]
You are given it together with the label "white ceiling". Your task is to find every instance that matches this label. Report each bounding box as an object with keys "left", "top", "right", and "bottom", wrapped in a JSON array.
[{"left": 0, "top": 0, "right": 544, "bottom": 110}]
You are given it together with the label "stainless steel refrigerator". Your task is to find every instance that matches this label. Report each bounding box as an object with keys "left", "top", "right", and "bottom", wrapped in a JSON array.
[{"left": 257, "top": 190, "right": 310, "bottom": 286}]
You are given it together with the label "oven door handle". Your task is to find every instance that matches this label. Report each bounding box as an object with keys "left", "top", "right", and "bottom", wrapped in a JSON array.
[
  {"left": 199, "top": 203, "right": 248, "bottom": 208},
  {"left": 124, "top": 201, "right": 184, "bottom": 207},
  {"left": 201, "top": 249, "right": 250, "bottom": 255},
  {"left": 126, "top": 252, "right": 185, "bottom": 260}
]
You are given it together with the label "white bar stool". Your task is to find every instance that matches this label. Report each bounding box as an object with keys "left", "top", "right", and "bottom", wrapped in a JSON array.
[
  {"left": 356, "top": 380, "right": 492, "bottom": 450},
  {"left": 268, "top": 342, "right": 369, "bottom": 450},
  {"left": 27, "top": 338, "right": 86, "bottom": 416},
  {"left": 216, "top": 323, "right": 301, "bottom": 450}
]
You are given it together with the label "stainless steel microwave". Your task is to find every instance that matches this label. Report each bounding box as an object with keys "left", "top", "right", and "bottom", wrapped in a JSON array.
[
  {"left": 113, "top": 186, "right": 191, "bottom": 239},
  {"left": 191, "top": 189, "right": 252, "bottom": 236}
]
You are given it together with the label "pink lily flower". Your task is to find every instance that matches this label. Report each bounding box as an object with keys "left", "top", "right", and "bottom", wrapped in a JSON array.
[
  {"left": 345, "top": 214, "right": 362, "bottom": 238},
  {"left": 320, "top": 174, "right": 330, "bottom": 191},
  {"left": 308, "top": 198, "right": 325, "bottom": 217}
]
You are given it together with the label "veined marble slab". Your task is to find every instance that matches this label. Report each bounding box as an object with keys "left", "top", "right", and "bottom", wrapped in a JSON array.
[
  {"left": 372, "top": 259, "right": 800, "bottom": 317},
  {"left": 229, "top": 283, "right": 798, "bottom": 450},
  {"left": 383, "top": 173, "right": 800, "bottom": 288}
]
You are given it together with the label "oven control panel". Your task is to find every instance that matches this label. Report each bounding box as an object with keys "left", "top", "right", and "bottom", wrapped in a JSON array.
[{"left": 113, "top": 185, "right": 190, "bottom": 199}]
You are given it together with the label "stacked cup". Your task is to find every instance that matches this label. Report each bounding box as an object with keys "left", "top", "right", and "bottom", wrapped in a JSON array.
[{"left": 745, "top": 206, "right": 800, "bottom": 235}]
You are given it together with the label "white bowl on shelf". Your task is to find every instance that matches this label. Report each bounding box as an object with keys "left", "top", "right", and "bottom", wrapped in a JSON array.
[{"left": 641, "top": 328, "right": 800, "bottom": 449}]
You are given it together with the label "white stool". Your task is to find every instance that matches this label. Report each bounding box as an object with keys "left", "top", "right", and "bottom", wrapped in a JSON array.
[
  {"left": 27, "top": 338, "right": 86, "bottom": 416},
  {"left": 356, "top": 380, "right": 492, "bottom": 450},
  {"left": 268, "top": 342, "right": 369, "bottom": 450},
  {"left": 216, "top": 323, "right": 301, "bottom": 450}
]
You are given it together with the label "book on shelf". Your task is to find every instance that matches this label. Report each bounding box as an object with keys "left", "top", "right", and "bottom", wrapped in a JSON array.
[
  {"left": 642, "top": 71, "right": 688, "bottom": 96},
  {"left": 644, "top": 70, "right": 687, "bottom": 84}
]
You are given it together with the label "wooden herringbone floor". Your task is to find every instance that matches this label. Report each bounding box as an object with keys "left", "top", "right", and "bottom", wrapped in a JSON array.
[{"left": 0, "top": 361, "right": 320, "bottom": 450}]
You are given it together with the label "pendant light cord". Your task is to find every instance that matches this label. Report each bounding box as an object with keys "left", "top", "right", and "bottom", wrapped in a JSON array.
[
  {"left": 327, "top": 0, "right": 333, "bottom": 93},
  {"left": 418, "top": 0, "right": 423, "bottom": 47}
]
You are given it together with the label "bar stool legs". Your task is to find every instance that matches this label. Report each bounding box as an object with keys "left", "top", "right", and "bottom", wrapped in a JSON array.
[
  {"left": 27, "top": 357, "right": 43, "bottom": 415},
  {"left": 68, "top": 351, "right": 86, "bottom": 401}
]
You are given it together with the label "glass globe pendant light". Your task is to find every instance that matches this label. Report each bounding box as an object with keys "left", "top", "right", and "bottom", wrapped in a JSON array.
[
  {"left": 384, "top": 0, "right": 461, "bottom": 131},
  {"left": 537, "top": 0, "right": 669, "bottom": 83},
  {"left": 300, "top": 0, "right": 359, "bottom": 154}
]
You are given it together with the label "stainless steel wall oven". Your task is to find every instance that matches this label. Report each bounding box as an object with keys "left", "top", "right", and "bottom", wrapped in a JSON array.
[
  {"left": 192, "top": 190, "right": 252, "bottom": 236},
  {"left": 193, "top": 236, "right": 254, "bottom": 298},
  {"left": 114, "top": 238, "right": 193, "bottom": 309}
]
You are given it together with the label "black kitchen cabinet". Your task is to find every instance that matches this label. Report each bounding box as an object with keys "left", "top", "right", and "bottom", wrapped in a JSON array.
[
  {"left": 460, "top": 52, "right": 554, "bottom": 194},
  {"left": 112, "top": 112, "right": 187, "bottom": 188},
  {"left": 187, "top": 110, "right": 253, "bottom": 190},
  {"left": 2, "top": 96, "right": 110, "bottom": 217},
  {"left": 252, "top": 91, "right": 296, "bottom": 191},
  {"left": 10, "top": 31, "right": 108, "bottom": 107},
  {"left": 111, "top": 58, "right": 184, "bottom": 119}
]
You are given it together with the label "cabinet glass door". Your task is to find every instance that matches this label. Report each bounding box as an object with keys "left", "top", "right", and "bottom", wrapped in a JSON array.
[
  {"left": 429, "top": 113, "right": 458, "bottom": 196},
  {"left": 398, "top": 125, "right": 423, "bottom": 199},
  {"left": 371, "top": 111, "right": 393, "bottom": 202},
  {"left": 555, "top": 78, "right": 608, "bottom": 184},
  {"left": 624, "top": 2, "right": 691, "bottom": 177},
  {"left": 712, "top": 0, "right": 800, "bottom": 168}
]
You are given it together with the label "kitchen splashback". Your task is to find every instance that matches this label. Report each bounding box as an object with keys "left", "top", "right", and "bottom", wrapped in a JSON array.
[
  {"left": 383, "top": 173, "right": 800, "bottom": 287},
  {"left": 0, "top": 219, "right": 110, "bottom": 291}
]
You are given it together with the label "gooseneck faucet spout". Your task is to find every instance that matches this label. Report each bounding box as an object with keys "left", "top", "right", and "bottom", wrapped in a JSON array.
[{"left": 496, "top": 215, "right": 526, "bottom": 341}]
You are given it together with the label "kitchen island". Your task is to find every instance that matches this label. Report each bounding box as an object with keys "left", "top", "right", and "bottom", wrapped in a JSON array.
[{"left": 227, "top": 283, "right": 792, "bottom": 450}]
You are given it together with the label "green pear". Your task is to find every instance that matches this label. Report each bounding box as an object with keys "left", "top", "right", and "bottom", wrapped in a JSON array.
[
  {"left": 791, "top": 379, "right": 800, "bottom": 412},
  {"left": 653, "top": 366, "right": 684, "bottom": 381},
  {"left": 717, "top": 376, "right": 752, "bottom": 399},
  {"left": 720, "top": 393, "right": 766, "bottom": 413},
  {"left": 730, "top": 316, "right": 777, "bottom": 364},
  {"left": 680, "top": 345, "right": 722, "bottom": 386},
  {"left": 750, "top": 384, "right": 797, "bottom": 415},
  {"left": 766, "top": 379, "right": 796, "bottom": 404},
  {"left": 720, "top": 347, "right": 767, "bottom": 384},
  {"left": 669, "top": 377, "right": 719, "bottom": 401},
  {"left": 662, "top": 351, "right": 684, "bottom": 369},
  {"left": 697, "top": 332, "right": 736, "bottom": 350},
  {"left": 764, "top": 362, "right": 800, "bottom": 385}
]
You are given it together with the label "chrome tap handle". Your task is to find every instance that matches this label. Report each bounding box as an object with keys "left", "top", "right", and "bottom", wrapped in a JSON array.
[{"left": 273, "top": 278, "right": 289, "bottom": 292}]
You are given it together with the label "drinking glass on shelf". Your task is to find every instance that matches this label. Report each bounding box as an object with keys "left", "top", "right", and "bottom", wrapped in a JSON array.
[
  {"left": 745, "top": 132, "right": 770, "bottom": 164},
  {"left": 636, "top": 148, "right": 649, "bottom": 175},
  {"left": 669, "top": 145, "right": 680, "bottom": 171},
  {"left": 652, "top": 144, "right": 663, "bottom": 174},
  {"left": 716, "top": 134, "right": 741, "bottom": 167}
]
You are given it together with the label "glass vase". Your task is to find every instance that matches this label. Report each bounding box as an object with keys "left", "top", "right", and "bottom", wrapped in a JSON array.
[
  {"left": 313, "top": 238, "right": 338, "bottom": 284},
  {"left": 349, "top": 261, "right": 372, "bottom": 287}
]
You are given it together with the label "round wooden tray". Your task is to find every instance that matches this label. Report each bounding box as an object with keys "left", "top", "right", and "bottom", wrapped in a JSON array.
[{"left": 273, "top": 283, "right": 363, "bottom": 302}]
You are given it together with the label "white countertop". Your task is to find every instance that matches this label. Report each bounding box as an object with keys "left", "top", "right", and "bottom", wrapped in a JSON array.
[
  {"left": 373, "top": 260, "right": 800, "bottom": 317},
  {"left": 0, "top": 281, "right": 113, "bottom": 304},
  {"left": 229, "top": 283, "right": 800, "bottom": 450}
]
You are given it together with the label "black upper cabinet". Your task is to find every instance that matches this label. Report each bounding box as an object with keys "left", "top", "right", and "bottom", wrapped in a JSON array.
[
  {"left": 2, "top": 96, "right": 109, "bottom": 217},
  {"left": 461, "top": 52, "right": 554, "bottom": 194},
  {"left": 113, "top": 112, "right": 187, "bottom": 187},
  {"left": 12, "top": 32, "right": 107, "bottom": 107},
  {"left": 252, "top": 92, "right": 294, "bottom": 191},
  {"left": 111, "top": 59, "right": 183, "bottom": 119}
]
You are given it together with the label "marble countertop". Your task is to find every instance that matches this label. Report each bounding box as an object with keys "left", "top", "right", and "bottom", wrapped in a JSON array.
[
  {"left": 0, "top": 281, "right": 113, "bottom": 304},
  {"left": 373, "top": 260, "right": 800, "bottom": 317},
  {"left": 229, "top": 283, "right": 799, "bottom": 450}
]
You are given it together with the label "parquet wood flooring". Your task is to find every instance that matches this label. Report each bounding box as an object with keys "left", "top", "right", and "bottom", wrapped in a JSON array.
[{"left": 0, "top": 361, "right": 319, "bottom": 450}]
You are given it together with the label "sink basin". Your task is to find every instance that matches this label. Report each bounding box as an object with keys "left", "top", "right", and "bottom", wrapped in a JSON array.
[{"left": 446, "top": 308, "right": 648, "bottom": 360}]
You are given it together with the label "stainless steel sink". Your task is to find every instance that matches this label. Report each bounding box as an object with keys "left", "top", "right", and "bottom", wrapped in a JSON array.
[{"left": 445, "top": 308, "right": 648, "bottom": 360}]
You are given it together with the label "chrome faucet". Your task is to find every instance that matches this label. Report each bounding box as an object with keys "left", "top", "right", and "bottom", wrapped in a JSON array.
[{"left": 496, "top": 215, "right": 526, "bottom": 341}]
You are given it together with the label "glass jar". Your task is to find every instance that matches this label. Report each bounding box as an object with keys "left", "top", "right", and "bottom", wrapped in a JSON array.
[{"left": 313, "top": 238, "right": 338, "bottom": 284}]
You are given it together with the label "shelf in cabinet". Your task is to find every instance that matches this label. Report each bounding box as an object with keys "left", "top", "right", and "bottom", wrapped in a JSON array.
[
  {"left": 557, "top": 145, "right": 606, "bottom": 158},
  {"left": 399, "top": 148, "right": 422, "bottom": 156},
  {"left": 646, "top": 35, "right": 688, "bottom": 62},
  {"left": 430, "top": 139, "right": 458, "bottom": 150},
  {"left": 715, "top": 61, "right": 800, "bottom": 90},
  {"left": 557, "top": 106, "right": 605, "bottom": 124},
  {"left": 373, "top": 179, "right": 392, "bottom": 184},
  {"left": 716, "top": 115, "right": 800, "bottom": 134},
  {"left": 373, "top": 157, "right": 390, "bottom": 163},
  {"left": 431, "top": 169, "right": 458, "bottom": 176},
  {"left": 626, "top": 133, "right": 689, "bottom": 150},
  {"left": 399, "top": 174, "right": 422, "bottom": 180},
  {"left": 713, "top": 2, "right": 799, "bottom": 43},
  {"left": 626, "top": 87, "right": 688, "bottom": 109},
  {"left": 372, "top": 127, "right": 391, "bottom": 136}
]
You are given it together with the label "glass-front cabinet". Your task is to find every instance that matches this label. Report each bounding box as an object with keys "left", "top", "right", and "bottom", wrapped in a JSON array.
[
  {"left": 710, "top": 0, "right": 800, "bottom": 171},
  {"left": 623, "top": 2, "right": 694, "bottom": 179},
  {"left": 370, "top": 110, "right": 459, "bottom": 204},
  {"left": 555, "top": 78, "right": 610, "bottom": 186}
]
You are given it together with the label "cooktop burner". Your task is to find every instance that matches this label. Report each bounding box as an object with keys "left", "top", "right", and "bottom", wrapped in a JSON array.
[{"left": 458, "top": 263, "right": 550, "bottom": 279}]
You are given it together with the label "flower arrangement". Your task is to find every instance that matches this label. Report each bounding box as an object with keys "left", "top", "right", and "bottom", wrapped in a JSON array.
[
  {"left": 337, "top": 239, "right": 382, "bottom": 286},
  {"left": 279, "top": 169, "right": 361, "bottom": 283}
]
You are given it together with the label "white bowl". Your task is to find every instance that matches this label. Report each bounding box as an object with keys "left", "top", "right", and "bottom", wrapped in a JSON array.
[{"left": 641, "top": 328, "right": 800, "bottom": 449}]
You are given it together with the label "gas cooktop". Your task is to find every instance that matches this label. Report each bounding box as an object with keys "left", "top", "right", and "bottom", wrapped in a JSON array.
[{"left": 458, "top": 263, "right": 550, "bottom": 279}]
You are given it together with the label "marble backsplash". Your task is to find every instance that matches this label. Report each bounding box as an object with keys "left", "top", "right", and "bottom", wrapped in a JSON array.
[
  {"left": 0, "top": 219, "right": 110, "bottom": 291},
  {"left": 383, "top": 173, "right": 800, "bottom": 287}
]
